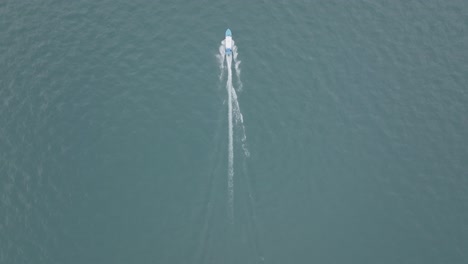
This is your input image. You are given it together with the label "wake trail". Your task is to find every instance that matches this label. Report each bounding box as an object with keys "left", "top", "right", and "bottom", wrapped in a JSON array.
[
  {"left": 231, "top": 89, "right": 250, "bottom": 157},
  {"left": 232, "top": 43, "right": 243, "bottom": 91},
  {"left": 231, "top": 42, "right": 249, "bottom": 157},
  {"left": 218, "top": 38, "right": 250, "bottom": 220},
  {"left": 227, "top": 55, "right": 234, "bottom": 219},
  {"left": 215, "top": 31, "right": 264, "bottom": 263},
  {"left": 217, "top": 41, "right": 225, "bottom": 81}
]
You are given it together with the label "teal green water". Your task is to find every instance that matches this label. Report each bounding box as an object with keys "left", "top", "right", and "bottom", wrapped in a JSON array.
[{"left": 1, "top": 1, "right": 468, "bottom": 263}]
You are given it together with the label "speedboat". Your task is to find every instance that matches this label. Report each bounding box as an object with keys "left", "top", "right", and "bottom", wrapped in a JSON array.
[{"left": 225, "top": 29, "right": 232, "bottom": 56}]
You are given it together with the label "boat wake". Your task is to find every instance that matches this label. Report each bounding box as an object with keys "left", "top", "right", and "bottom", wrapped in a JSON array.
[
  {"left": 218, "top": 38, "right": 249, "bottom": 219},
  {"left": 201, "top": 31, "right": 264, "bottom": 264},
  {"left": 233, "top": 45, "right": 243, "bottom": 92}
]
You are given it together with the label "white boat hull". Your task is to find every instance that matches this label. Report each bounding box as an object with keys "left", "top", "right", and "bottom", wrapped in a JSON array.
[{"left": 225, "top": 29, "right": 232, "bottom": 56}]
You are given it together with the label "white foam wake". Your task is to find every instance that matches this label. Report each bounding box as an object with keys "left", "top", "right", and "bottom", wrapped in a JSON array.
[
  {"left": 232, "top": 41, "right": 243, "bottom": 91},
  {"left": 217, "top": 41, "right": 225, "bottom": 81},
  {"left": 218, "top": 38, "right": 248, "bottom": 219},
  {"left": 226, "top": 55, "right": 234, "bottom": 217},
  {"left": 231, "top": 88, "right": 250, "bottom": 157},
  {"left": 231, "top": 41, "right": 249, "bottom": 157}
]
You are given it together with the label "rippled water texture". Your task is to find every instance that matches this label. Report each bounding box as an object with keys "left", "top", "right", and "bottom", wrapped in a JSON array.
[{"left": 1, "top": 1, "right": 467, "bottom": 263}]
